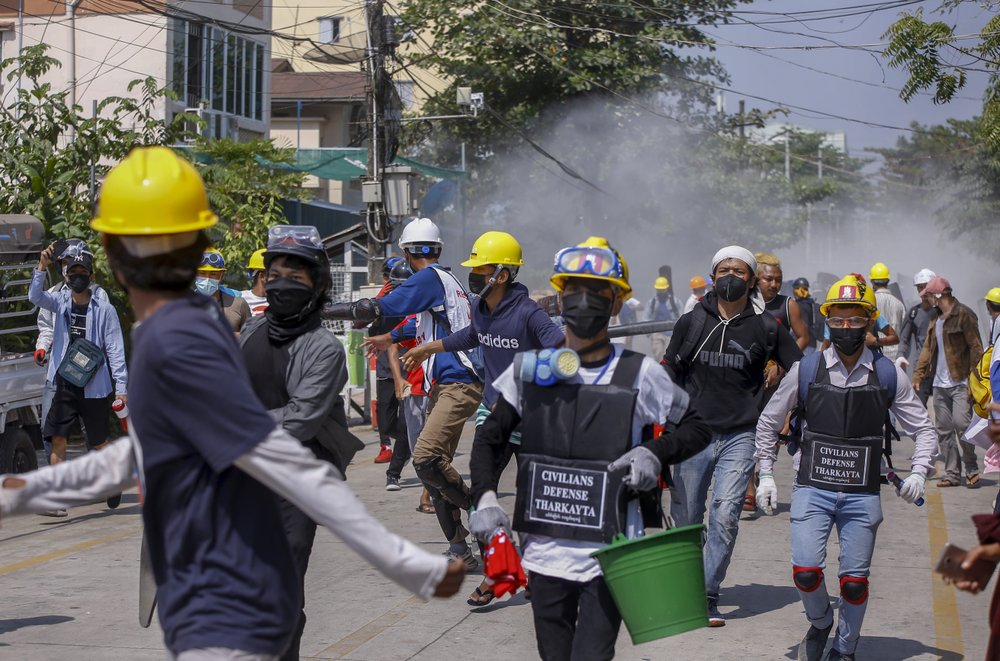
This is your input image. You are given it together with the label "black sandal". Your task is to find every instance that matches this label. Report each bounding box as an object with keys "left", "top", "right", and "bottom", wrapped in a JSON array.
[
  {"left": 415, "top": 503, "right": 435, "bottom": 514},
  {"left": 466, "top": 584, "right": 496, "bottom": 607}
]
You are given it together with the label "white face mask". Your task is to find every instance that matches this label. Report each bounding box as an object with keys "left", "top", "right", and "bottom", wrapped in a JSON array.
[{"left": 194, "top": 277, "right": 220, "bottom": 297}]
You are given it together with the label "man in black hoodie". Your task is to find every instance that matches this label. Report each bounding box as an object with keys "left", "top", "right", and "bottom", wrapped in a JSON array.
[{"left": 661, "top": 245, "right": 802, "bottom": 627}]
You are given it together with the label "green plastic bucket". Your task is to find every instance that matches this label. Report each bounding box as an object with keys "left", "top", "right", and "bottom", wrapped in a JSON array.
[
  {"left": 591, "top": 524, "right": 708, "bottom": 644},
  {"left": 345, "top": 330, "right": 366, "bottom": 387}
]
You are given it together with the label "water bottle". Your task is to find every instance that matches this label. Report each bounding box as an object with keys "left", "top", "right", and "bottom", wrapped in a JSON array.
[
  {"left": 886, "top": 471, "right": 924, "bottom": 507},
  {"left": 112, "top": 399, "right": 129, "bottom": 432}
]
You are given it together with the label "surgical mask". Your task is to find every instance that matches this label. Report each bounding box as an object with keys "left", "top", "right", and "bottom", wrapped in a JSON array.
[
  {"left": 67, "top": 273, "right": 90, "bottom": 294},
  {"left": 829, "top": 326, "right": 867, "bottom": 356},
  {"left": 468, "top": 272, "right": 489, "bottom": 295},
  {"left": 265, "top": 278, "right": 315, "bottom": 319},
  {"left": 561, "top": 290, "right": 614, "bottom": 339},
  {"left": 715, "top": 274, "right": 749, "bottom": 302},
  {"left": 194, "top": 277, "right": 220, "bottom": 297}
]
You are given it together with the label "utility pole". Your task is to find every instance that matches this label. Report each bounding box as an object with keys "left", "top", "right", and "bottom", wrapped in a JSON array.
[
  {"left": 361, "top": 0, "right": 389, "bottom": 284},
  {"left": 784, "top": 131, "right": 791, "bottom": 182},
  {"left": 817, "top": 145, "right": 823, "bottom": 181},
  {"left": 738, "top": 98, "right": 745, "bottom": 140}
]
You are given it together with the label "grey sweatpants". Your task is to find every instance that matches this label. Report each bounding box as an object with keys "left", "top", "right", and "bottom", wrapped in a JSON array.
[{"left": 934, "top": 384, "right": 977, "bottom": 482}]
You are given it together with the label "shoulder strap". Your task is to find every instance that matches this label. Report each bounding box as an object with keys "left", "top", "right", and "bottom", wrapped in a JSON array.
[
  {"left": 761, "top": 310, "right": 779, "bottom": 358},
  {"left": 871, "top": 353, "right": 898, "bottom": 406},
  {"left": 677, "top": 305, "right": 709, "bottom": 364},
  {"left": 610, "top": 348, "right": 645, "bottom": 389},
  {"left": 797, "top": 351, "right": 824, "bottom": 410}
]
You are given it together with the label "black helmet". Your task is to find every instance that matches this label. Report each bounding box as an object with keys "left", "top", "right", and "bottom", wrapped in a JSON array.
[
  {"left": 389, "top": 260, "right": 413, "bottom": 286},
  {"left": 263, "top": 225, "right": 327, "bottom": 267},
  {"left": 792, "top": 277, "right": 810, "bottom": 290}
]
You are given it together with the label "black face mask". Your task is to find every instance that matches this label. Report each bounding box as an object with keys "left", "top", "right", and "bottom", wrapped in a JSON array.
[
  {"left": 468, "top": 273, "right": 489, "bottom": 295},
  {"left": 829, "top": 326, "right": 868, "bottom": 356},
  {"left": 561, "top": 290, "right": 614, "bottom": 339},
  {"left": 265, "top": 278, "right": 316, "bottom": 320},
  {"left": 715, "top": 274, "right": 749, "bottom": 302},
  {"left": 67, "top": 273, "right": 90, "bottom": 294}
]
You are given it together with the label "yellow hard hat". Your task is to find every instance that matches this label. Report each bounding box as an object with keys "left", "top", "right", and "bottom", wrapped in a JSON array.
[
  {"left": 91, "top": 146, "right": 218, "bottom": 235},
  {"left": 986, "top": 287, "right": 1000, "bottom": 305},
  {"left": 198, "top": 248, "right": 226, "bottom": 272},
  {"left": 869, "top": 262, "right": 890, "bottom": 281},
  {"left": 461, "top": 231, "right": 524, "bottom": 268},
  {"left": 654, "top": 276, "right": 670, "bottom": 290},
  {"left": 247, "top": 248, "right": 266, "bottom": 271},
  {"left": 820, "top": 274, "right": 880, "bottom": 320},
  {"left": 550, "top": 236, "right": 632, "bottom": 300}
]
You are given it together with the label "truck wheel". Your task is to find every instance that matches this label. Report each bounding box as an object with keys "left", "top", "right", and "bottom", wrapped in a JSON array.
[{"left": 0, "top": 429, "right": 38, "bottom": 474}]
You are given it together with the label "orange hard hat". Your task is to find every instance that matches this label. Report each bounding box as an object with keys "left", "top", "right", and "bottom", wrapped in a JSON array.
[{"left": 690, "top": 275, "right": 707, "bottom": 290}]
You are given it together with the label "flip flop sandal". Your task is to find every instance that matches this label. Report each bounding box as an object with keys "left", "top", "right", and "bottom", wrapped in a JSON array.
[
  {"left": 416, "top": 503, "right": 436, "bottom": 514},
  {"left": 466, "top": 585, "right": 496, "bottom": 607},
  {"left": 937, "top": 478, "right": 958, "bottom": 487},
  {"left": 967, "top": 474, "right": 981, "bottom": 489}
]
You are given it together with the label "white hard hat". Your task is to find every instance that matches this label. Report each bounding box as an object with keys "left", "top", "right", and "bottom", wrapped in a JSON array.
[
  {"left": 398, "top": 217, "right": 443, "bottom": 251},
  {"left": 913, "top": 268, "right": 936, "bottom": 286}
]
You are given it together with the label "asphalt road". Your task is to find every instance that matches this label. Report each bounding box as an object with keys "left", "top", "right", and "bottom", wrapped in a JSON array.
[{"left": 0, "top": 427, "right": 994, "bottom": 660}]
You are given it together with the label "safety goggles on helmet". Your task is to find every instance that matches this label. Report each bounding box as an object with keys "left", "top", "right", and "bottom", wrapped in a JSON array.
[
  {"left": 553, "top": 246, "right": 624, "bottom": 280},
  {"left": 199, "top": 250, "right": 226, "bottom": 270},
  {"left": 267, "top": 225, "right": 324, "bottom": 252},
  {"left": 826, "top": 316, "right": 870, "bottom": 330}
]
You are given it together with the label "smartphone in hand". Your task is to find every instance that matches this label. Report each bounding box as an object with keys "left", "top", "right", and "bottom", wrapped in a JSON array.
[{"left": 935, "top": 543, "right": 998, "bottom": 587}]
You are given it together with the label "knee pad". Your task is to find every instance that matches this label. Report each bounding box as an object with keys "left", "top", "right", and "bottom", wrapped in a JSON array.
[
  {"left": 840, "top": 576, "right": 868, "bottom": 605},
  {"left": 793, "top": 566, "right": 824, "bottom": 592},
  {"left": 413, "top": 457, "right": 470, "bottom": 509}
]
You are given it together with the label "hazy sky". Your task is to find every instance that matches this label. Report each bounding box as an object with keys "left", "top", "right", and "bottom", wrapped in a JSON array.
[{"left": 707, "top": 0, "right": 992, "bottom": 154}]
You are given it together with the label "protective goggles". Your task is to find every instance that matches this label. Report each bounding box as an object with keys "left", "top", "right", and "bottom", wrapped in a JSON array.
[
  {"left": 200, "top": 251, "right": 226, "bottom": 270},
  {"left": 267, "top": 225, "right": 324, "bottom": 252},
  {"left": 826, "top": 316, "right": 870, "bottom": 329},
  {"left": 553, "top": 246, "right": 624, "bottom": 279}
]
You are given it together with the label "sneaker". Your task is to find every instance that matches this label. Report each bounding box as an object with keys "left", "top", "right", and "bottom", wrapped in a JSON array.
[
  {"left": 107, "top": 493, "right": 122, "bottom": 510},
  {"left": 444, "top": 546, "right": 480, "bottom": 572},
  {"left": 385, "top": 475, "right": 401, "bottom": 491},
  {"left": 374, "top": 446, "right": 393, "bottom": 464},
  {"left": 37, "top": 509, "right": 68, "bottom": 518},
  {"left": 824, "top": 649, "right": 854, "bottom": 661},
  {"left": 798, "top": 623, "right": 833, "bottom": 661},
  {"left": 707, "top": 597, "right": 725, "bottom": 627}
]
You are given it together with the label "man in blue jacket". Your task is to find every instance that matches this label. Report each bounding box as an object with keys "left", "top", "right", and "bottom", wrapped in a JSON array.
[
  {"left": 29, "top": 242, "right": 128, "bottom": 467},
  {"left": 399, "top": 230, "right": 564, "bottom": 604},
  {"left": 347, "top": 218, "right": 484, "bottom": 570}
]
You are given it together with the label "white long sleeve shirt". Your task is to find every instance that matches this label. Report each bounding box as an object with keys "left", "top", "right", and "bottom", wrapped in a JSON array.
[{"left": 755, "top": 347, "right": 938, "bottom": 476}]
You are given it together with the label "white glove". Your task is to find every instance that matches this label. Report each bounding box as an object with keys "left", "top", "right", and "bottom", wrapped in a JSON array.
[
  {"left": 608, "top": 445, "right": 662, "bottom": 491},
  {"left": 895, "top": 356, "right": 909, "bottom": 368},
  {"left": 756, "top": 473, "right": 778, "bottom": 515},
  {"left": 469, "top": 490, "right": 510, "bottom": 541},
  {"left": 898, "top": 473, "right": 926, "bottom": 504}
]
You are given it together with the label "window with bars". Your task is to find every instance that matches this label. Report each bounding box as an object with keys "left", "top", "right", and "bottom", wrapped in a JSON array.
[{"left": 170, "top": 19, "right": 264, "bottom": 122}]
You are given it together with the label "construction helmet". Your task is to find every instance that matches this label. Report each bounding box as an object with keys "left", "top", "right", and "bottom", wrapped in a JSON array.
[
  {"left": 247, "top": 248, "right": 266, "bottom": 272},
  {"left": 792, "top": 277, "right": 810, "bottom": 298},
  {"left": 913, "top": 268, "right": 936, "bottom": 287},
  {"left": 90, "top": 146, "right": 218, "bottom": 236},
  {"left": 654, "top": 276, "right": 670, "bottom": 290},
  {"left": 198, "top": 248, "right": 226, "bottom": 272},
  {"left": 398, "top": 217, "right": 443, "bottom": 253},
  {"left": 869, "top": 262, "right": 890, "bottom": 282},
  {"left": 690, "top": 275, "right": 707, "bottom": 290},
  {"left": 820, "top": 274, "right": 880, "bottom": 320},
  {"left": 550, "top": 236, "right": 632, "bottom": 300},
  {"left": 985, "top": 287, "right": 1000, "bottom": 305},
  {"left": 461, "top": 231, "right": 524, "bottom": 268},
  {"left": 264, "top": 225, "right": 327, "bottom": 266}
]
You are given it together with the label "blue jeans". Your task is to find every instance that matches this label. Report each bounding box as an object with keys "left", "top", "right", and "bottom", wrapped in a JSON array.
[
  {"left": 670, "top": 427, "right": 756, "bottom": 600},
  {"left": 790, "top": 486, "right": 883, "bottom": 655}
]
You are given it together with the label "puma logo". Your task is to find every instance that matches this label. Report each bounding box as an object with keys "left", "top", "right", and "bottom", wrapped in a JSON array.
[{"left": 727, "top": 339, "right": 755, "bottom": 364}]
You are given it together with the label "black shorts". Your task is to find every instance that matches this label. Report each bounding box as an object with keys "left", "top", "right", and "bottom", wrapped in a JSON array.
[{"left": 43, "top": 377, "right": 111, "bottom": 449}]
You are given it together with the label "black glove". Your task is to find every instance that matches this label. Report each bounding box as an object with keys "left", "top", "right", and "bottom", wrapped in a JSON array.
[
  {"left": 322, "top": 302, "right": 355, "bottom": 320},
  {"left": 352, "top": 298, "right": 380, "bottom": 323}
]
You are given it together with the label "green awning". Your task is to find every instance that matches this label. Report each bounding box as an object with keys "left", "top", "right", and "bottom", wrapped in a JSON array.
[{"left": 271, "top": 149, "right": 467, "bottom": 181}]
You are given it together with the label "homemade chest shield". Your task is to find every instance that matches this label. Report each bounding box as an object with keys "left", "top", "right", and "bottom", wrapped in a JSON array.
[
  {"left": 797, "top": 360, "right": 889, "bottom": 494},
  {"left": 513, "top": 351, "right": 641, "bottom": 543}
]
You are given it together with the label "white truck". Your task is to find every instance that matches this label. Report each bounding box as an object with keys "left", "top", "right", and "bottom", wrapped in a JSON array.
[{"left": 0, "top": 215, "right": 48, "bottom": 473}]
